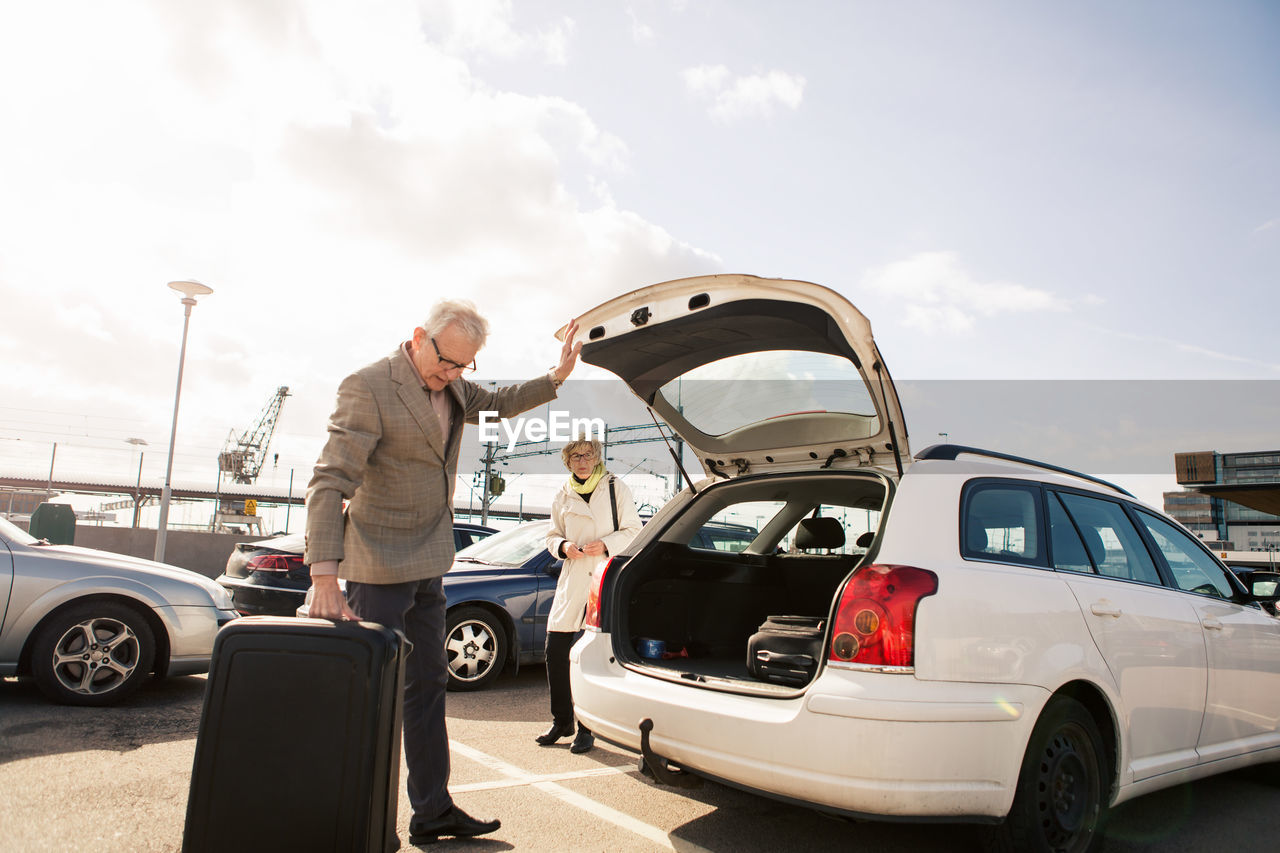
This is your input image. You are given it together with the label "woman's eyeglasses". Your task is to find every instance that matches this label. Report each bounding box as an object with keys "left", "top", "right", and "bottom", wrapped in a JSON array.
[{"left": 569, "top": 452, "right": 597, "bottom": 463}]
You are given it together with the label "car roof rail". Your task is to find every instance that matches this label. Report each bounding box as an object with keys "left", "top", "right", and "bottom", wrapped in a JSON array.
[{"left": 914, "top": 444, "right": 1134, "bottom": 499}]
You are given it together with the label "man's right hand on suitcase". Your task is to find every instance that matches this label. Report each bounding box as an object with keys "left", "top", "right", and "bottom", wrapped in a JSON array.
[{"left": 309, "top": 572, "right": 359, "bottom": 621}]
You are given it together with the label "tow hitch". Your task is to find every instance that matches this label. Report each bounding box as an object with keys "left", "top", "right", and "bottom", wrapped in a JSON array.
[{"left": 637, "top": 718, "right": 702, "bottom": 789}]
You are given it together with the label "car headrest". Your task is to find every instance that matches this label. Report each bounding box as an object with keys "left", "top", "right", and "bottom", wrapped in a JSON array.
[
  {"left": 855, "top": 531, "right": 874, "bottom": 549},
  {"left": 796, "top": 517, "right": 845, "bottom": 551},
  {"left": 1080, "top": 526, "right": 1107, "bottom": 567},
  {"left": 966, "top": 524, "right": 990, "bottom": 554},
  {"left": 1052, "top": 524, "right": 1088, "bottom": 566}
]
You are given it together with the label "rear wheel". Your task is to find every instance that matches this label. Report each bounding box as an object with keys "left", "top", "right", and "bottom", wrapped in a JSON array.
[
  {"left": 444, "top": 606, "right": 506, "bottom": 691},
  {"left": 988, "top": 695, "right": 1108, "bottom": 853},
  {"left": 31, "top": 601, "right": 156, "bottom": 706}
]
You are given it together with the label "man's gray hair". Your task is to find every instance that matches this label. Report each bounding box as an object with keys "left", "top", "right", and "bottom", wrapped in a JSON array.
[{"left": 424, "top": 299, "right": 489, "bottom": 347}]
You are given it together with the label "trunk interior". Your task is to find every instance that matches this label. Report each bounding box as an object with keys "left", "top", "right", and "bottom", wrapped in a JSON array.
[{"left": 612, "top": 471, "right": 890, "bottom": 691}]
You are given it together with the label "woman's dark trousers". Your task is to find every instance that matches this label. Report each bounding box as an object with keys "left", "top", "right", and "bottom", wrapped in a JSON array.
[{"left": 545, "top": 630, "right": 587, "bottom": 732}]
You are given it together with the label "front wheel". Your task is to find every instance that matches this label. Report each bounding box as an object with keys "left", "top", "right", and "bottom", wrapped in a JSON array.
[
  {"left": 444, "top": 606, "right": 507, "bottom": 691},
  {"left": 988, "top": 695, "right": 1109, "bottom": 853},
  {"left": 31, "top": 601, "right": 157, "bottom": 706}
]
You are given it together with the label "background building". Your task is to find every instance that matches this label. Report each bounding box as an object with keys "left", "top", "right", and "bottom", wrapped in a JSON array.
[{"left": 1164, "top": 450, "right": 1280, "bottom": 553}]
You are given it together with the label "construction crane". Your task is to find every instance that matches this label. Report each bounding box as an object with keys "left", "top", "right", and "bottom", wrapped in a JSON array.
[{"left": 218, "top": 386, "right": 290, "bottom": 485}]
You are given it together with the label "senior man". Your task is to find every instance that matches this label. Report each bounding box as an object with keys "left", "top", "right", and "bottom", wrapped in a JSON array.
[{"left": 305, "top": 299, "right": 580, "bottom": 844}]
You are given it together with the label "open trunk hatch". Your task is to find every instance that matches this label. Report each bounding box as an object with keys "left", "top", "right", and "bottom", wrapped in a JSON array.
[{"left": 563, "top": 274, "right": 909, "bottom": 479}]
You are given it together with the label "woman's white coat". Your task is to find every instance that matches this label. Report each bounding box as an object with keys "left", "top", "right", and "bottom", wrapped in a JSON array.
[{"left": 544, "top": 474, "right": 642, "bottom": 632}]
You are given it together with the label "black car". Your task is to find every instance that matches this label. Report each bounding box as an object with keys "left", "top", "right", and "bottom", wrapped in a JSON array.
[
  {"left": 1227, "top": 564, "right": 1280, "bottom": 616},
  {"left": 216, "top": 522, "right": 497, "bottom": 616}
]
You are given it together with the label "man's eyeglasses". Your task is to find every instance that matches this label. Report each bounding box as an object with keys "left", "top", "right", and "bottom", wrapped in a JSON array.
[
  {"left": 430, "top": 337, "right": 477, "bottom": 374},
  {"left": 569, "top": 452, "right": 597, "bottom": 463}
]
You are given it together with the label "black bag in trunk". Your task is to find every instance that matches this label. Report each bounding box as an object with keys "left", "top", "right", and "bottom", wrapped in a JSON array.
[{"left": 746, "top": 615, "right": 826, "bottom": 685}]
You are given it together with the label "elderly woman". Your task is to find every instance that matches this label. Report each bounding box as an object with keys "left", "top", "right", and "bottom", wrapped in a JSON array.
[{"left": 537, "top": 437, "right": 642, "bottom": 754}]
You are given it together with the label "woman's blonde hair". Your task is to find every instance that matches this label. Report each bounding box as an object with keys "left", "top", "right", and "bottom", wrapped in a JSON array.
[{"left": 561, "top": 438, "right": 603, "bottom": 469}]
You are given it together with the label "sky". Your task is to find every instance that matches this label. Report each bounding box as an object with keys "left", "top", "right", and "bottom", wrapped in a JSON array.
[{"left": 1, "top": 0, "right": 1277, "bottom": 526}]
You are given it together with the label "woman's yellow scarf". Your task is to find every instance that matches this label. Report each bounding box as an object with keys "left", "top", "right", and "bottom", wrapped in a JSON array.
[{"left": 570, "top": 462, "right": 606, "bottom": 494}]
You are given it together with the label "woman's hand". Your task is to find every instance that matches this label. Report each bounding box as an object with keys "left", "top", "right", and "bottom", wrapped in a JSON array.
[
  {"left": 564, "top": 542, "right": 586, "bottom": 560},
  {"left": 581, "top": 540, "right": 607, "bottom": 557}
]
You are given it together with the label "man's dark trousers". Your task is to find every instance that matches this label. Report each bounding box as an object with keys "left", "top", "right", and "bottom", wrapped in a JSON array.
[{"left": 348, "top": 577, "right": 451, "bottom": 820}]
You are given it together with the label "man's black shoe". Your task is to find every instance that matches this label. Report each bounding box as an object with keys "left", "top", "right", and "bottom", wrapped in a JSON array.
[
  {"left": 535, "top": 721, "right": 575, "bottom": 745},
  {"left": 408, "top": 805, "right": 500, "bottom": 845},
  {"left": 569, "top": 729, "right": 595, "bottom": 754}
]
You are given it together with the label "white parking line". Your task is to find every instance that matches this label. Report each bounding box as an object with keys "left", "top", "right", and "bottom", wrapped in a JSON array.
[
  {"left": 449, "top": 740, "right": 714, "bottom": 853},
  {"left": 450, "top": 765, "right": 630, "bottom": 793}
]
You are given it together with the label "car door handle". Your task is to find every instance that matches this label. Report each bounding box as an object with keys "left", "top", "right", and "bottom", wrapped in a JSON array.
[
  {"left": 1202, "top": 618, "right": 1223, "bottom": 631},
  {"left": 1090, "top": 602, "right": 1122, "bottom": 618}
]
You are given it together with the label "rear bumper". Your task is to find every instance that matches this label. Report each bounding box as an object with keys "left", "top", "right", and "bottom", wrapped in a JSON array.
[
  {"left": 571, "top": 631, "right": 1048, "bottom": 819},
  {"left": 216, "top": 575, "right": 306, "bottom": 617}
]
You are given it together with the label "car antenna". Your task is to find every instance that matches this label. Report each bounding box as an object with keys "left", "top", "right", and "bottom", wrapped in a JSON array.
[{"left": 647, "top": 407, "right": 698, "bottom": 495}]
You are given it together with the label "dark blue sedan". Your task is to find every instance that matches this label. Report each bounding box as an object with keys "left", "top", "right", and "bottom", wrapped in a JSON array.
[{"left": 441, "top": 520, "right": 560, "bottom": 690}]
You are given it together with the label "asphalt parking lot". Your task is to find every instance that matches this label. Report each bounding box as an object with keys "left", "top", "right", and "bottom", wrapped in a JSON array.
[{"left": 2, "top": 666, "right": 1278, "bottom": 852}]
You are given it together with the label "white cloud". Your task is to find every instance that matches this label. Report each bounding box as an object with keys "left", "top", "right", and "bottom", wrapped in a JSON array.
[
  {"left": 682, "top": 64, "right": 805, "bottom": 122},
  {"left": 1100, "top": 329, "right": 1280, "bottom": 373},
  {"left": 1253, "top": 218, "right": 1278, "bottom": 235},
  {"left": 627, "top": 7, "right": 655, "bottom": 43},
  {"left": 863, "top": 252, "right": 1072, "bottom": 334},
  {"left": 420, "top": 0, "right": 574, "bottom": 65}
]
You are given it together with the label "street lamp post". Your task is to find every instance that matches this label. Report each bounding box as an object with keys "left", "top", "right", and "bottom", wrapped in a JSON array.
[
  {"left": 154, "top": 280, "right": 213, "bottom": 563},
  {"left": 938, "top": 432, "right": 949, "bottom": 444},
  {"left": 126, "top": 437, "right": 148, "bottom": 529}
]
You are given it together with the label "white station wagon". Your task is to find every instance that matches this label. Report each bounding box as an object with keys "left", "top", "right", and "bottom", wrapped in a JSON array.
[{"left": 566, "top": 275, "right": 1280, "bottom": 852}]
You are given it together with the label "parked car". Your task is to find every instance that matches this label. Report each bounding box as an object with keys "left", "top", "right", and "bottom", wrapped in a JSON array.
[
  {"left": 0, "top": 515, "right": 239, "bottom": 706},
  {"left": 217, "top": 522, "right": 497, "bottom": 616},
  {"left": 566, "top": 274, "right": 1280, "bottom": 853},
  {"left": 300, "top": 517, "right": 759, "bottom": 691},
  {"left": 1227, "top": 564, "right": 1279, "bottom": 616}
]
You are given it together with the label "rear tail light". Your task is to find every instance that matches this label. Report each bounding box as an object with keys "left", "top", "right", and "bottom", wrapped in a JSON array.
[
  {"left": 829, "top": 564, "right": 937, "bottom": 668},
  {"left": 584, "top": 557, "right": 616, "bottom": 631},
  {"left": 245, "top": 554, "right": 300, "bottom": 574}
]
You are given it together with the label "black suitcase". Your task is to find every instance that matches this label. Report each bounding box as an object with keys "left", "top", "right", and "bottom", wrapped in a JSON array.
[
  {"left": 183, "top": 617, "right": 406, "bottom": 853},
  {"left": 746, "top": 615, "right": 826, "bottom": 685}
]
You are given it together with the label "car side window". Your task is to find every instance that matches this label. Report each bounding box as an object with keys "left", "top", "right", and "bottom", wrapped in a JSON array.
[
  {"left": 697, "top": 500, "right": 780, "bottom": 552},
  {"left": 1055, "top": 492, "right": 1161, "bottom": 585},
  {"left": 1048, "top": 493, "right": 1095, "bottom": 574},
  {"left": 695, "top": 527, "right": 757, "bottom": 552},
  {"left": 961, "top": 482, "right": 1043, "bottom": 564},
  {"left": 1135, "top": 511, "right": 1235, "bottom": 599}
]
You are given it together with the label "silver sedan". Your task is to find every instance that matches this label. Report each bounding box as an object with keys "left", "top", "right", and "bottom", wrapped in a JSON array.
[{"left": 0, "top": 515, "right": 238, "bottom": 705}]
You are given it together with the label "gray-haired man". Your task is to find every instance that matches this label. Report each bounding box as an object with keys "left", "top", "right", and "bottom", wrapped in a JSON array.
[{"left": 306, "top": 300, "right": 580, "bottom": 843}]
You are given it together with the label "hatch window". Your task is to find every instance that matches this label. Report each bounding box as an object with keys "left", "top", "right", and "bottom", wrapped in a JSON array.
[{"left": 657, "top": 350, "right": 878, "bottom": 438}]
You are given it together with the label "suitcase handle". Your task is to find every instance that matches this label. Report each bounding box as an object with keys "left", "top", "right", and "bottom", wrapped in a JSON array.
[{"left": 755, "top": 651, "right": 815, "bottom": 668}]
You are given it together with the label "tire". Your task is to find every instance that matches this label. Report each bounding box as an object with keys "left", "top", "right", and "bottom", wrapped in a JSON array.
[
  {"left": 988, "top": 696, "right": 1109, "bottom": 853},
  {"left": 444, "top": 606, "right": 507, "bottom": 691},
  {"left": 31, "top": 600, "right": 156, "bottom": 706}
]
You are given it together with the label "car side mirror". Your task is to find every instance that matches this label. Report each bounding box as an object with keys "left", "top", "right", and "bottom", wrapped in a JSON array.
[
  {"left": 548, "top": 559, "right": 563, "bottom": 578},
  {"left": 1249, "top": 571, "right": 1279, "bottom": 601}
]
